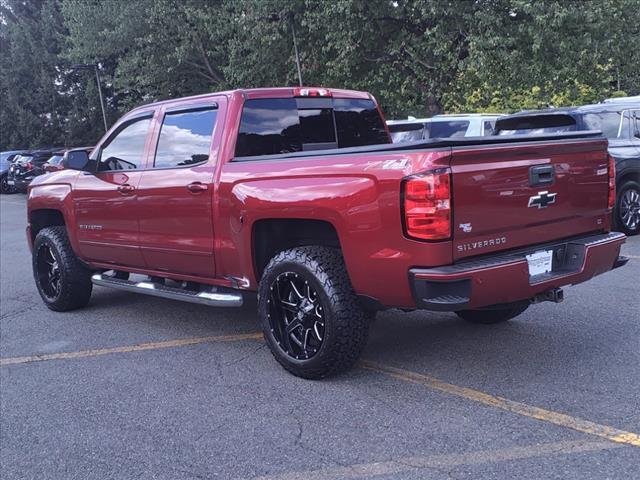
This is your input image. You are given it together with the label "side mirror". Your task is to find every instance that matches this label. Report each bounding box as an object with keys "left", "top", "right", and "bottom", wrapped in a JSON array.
[{"left": 63, "top": 150, "right": 90, "bottom": 171}]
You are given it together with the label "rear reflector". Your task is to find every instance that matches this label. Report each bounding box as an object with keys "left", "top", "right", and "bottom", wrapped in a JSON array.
[
  {"left": 608, "top": 154, "right": 616, "bottom": 210},
  {"left": 293, "top": 87, "right": 332, "bottom": 97},
  {"left": 402, "top": 169, "right": 451, "bottom": 240}
]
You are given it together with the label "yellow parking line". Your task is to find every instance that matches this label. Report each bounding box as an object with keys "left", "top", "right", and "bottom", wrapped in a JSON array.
[
  {"left": 246, "top": 439, "right": 620, "bottom": 480},
  {"left": 0, "top": 332, "right": 262, "bottom": 366},
  {"left": 361, "top": 361, "right": 640, "bottom": 448}
]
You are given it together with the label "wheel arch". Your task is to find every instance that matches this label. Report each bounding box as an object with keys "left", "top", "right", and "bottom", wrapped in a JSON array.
[{"left": 252, "top": 218, "right": 342, "bottom": 281}]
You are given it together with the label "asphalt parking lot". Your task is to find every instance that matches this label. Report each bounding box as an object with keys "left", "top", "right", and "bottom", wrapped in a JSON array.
[{"left": 1, "top": 193, "right": 639, "bottom": 479}]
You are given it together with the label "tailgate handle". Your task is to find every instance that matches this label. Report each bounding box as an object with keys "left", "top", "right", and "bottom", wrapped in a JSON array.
[{"left": 529, "top": 165, "right": 555, "bottom": 186}]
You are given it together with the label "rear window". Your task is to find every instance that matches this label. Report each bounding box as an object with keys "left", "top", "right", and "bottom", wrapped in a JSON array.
[
  {"left": 234, "top": 97, "right": 390, "bottom": 158},
  {"left": 483, "top": 120, "right": 496, "bottom": 136},
  {"left": 388, "top": 123, "right": 424, "bottom": 143},
  {"left": 427, "top": 121, "right": 469, "bottom": 138},
  {"left": 47, "top": 155, "right": 64, "bottom": 165},
  {"left": 496, "top": 114, "right": 576, "bottom": 135},
  {"left": 582, "top": 112, "right": 623, "bottom": 139}
]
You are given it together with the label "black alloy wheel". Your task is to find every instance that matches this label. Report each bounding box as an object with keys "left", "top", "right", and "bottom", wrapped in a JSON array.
[
  {"left": 267, "top": 272, "right": 325, "bottom": 360},
  {"left": 36, "top": 243, "right": 61, "bottom": 300},
  {"left": 258, "top": 246, "right": 370, "bottom": 379},
  {"left": 32, "top": 226, "right": 93, "bottom": 311}
]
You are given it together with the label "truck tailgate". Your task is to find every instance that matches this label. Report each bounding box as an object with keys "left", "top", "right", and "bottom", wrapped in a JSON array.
[{"left": 450, "top": 137, "right": 610, "bottom": 260}]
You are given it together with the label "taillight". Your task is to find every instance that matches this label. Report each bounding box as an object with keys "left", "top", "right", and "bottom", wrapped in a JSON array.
[
  {"left": 607, "top": 155, "right": 616, "bottom": 210},
  {"left": 402, "top": 169, "right": 452, "bottom": 240},
  {"left": 293, "top": 87, "right": 332, "bottom": 97},
  {"left": 25, "top": 162, "right": 34, "bottom": 170}
]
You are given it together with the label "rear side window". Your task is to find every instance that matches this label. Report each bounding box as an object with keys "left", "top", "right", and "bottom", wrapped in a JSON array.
[
  {"left": 154, "top": 108, "right": 217, "bottom": 168},
  {"left": 388, "top": 123, "right": 424, "bottom": 143},
  {"left": 427, "top": 121, "right": 469, "bottom": 138},
  {"left": 234, "top": 97, "right": 390, "bottom": 158}
]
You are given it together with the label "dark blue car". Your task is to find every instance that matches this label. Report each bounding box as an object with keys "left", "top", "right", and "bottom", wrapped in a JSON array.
[{"left": 495, "top": 100, "right": 640, "bottom": 235}]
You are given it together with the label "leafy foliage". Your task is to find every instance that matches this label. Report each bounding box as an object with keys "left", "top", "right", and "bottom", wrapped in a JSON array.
[{"left": 1, "top": 0, "right": 638, "bottom": 150}]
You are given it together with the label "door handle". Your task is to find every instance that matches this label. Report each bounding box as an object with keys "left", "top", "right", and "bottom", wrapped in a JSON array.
[
  {"left": 187, "top": 182, "right": 208, "bottom": 193},
  {"left": 117, "top": 184, "right": 135, "bottom": 194},
  {"left": 529, "top": 165, "right": 555, "bottom": 187}
]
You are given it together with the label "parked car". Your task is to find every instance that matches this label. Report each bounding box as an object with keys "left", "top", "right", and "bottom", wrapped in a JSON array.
[
  {"left": 494, "top": 102, "right": 640, "bottom": 235},
  {"left": 603, "top": 95, "right": 640, "bottom": 104},
  {"left": 1, "top": 150, "right": 26, "bottom": 194},
  {"left": 7, "top": 148, "right": 61, "bottom": 192},
  {"left": 387, "top": 114, "right": 502, "bottom": 143},
  {"left": 43, "top": 147, "right": 94, "bottom": 173},
  {"left": 27, "top": 87, "right": 626, "bottom": 379}
]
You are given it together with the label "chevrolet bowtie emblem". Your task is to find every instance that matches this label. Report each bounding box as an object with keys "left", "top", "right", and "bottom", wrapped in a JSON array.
[{"left": 528, "top": 191, "right": 557, "bottom": 209}]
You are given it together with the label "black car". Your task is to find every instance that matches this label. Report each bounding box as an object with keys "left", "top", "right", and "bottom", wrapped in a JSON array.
[
  {"left": 7, "top": 148, "right": 61, "bottom": 192},
  {"left": 495, "top": 102, "right": 640, "bottom": 235}
]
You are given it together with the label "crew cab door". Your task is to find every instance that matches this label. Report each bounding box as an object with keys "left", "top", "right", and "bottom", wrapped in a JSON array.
[
  {"left": 136, "top": 100, "right": 221, "bottom": 277},
  {"left": 73, "top": 113, "right": 154, "bottom": 267}
]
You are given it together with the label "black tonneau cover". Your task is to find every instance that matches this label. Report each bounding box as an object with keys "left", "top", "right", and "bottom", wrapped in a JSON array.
[{"left": 233, "top": 130, "right": 604, "bottom": 162}]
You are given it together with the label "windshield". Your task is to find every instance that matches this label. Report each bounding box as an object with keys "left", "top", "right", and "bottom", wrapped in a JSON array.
[
  {"left": 496, "top": 114, "right": 576, "bottom": 135},
  {"left": 47, "top": 155, "right": 64, "bottom": 165},
  {"left": 427, "top": 120, "right": 470, "bottom": 138}
]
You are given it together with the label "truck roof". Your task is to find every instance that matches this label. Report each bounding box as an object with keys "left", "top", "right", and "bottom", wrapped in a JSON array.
[{"left": 128, "top": 87, "right": 372, "bottom": 114}]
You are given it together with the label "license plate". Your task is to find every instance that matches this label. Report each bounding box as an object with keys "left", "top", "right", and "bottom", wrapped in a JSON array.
[
  {"left": 7, "top": 180, "right": 14, "bottom": 185},
  {"left": 526, "top": 250, "right": 553, "bottom": 276}
]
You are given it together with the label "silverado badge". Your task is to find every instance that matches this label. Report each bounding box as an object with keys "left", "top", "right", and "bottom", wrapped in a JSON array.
[{"left": 528, "top": 191, "right": 557, "bottom": 209}]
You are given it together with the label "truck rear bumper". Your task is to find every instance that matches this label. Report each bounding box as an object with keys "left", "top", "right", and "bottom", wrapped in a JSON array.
[{"left": 410, "top": 232, "right": 626, "bottom": 311}]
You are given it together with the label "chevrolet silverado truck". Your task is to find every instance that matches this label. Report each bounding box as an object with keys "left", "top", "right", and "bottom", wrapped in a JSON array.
[{"left": 27, "top": 87, "right": 628, "bottom": 379}]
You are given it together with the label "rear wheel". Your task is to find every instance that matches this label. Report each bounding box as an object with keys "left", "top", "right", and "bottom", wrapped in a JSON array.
[
  {"left": 616, "top": 180, "right": 640, "bottom": 236},
  {"left": 456, "top": 301, "right": 529, "bottom": 324},
  {"left": 258, "top": 246, "right": 370, "bottom": 379},
  {"left": 1, "top": 174, "right": 15, "bottom": 194},
  {"left": 33, "top": 226, "right": 93, "bottom": 311}
]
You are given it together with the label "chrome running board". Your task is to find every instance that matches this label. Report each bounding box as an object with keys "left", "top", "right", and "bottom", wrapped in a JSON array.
[{"left": 91, "top": 273, "right": 243, "bottom": 307}]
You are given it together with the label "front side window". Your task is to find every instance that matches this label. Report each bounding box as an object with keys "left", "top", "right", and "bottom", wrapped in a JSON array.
[
  {"left": 633, "top": 110, "right": 640, "bottom": 139},
  {"left": 154, "top": 108, "right": 217, "bottom": 168},
  {"left": 99, "top": 117, "right": 152, "bottom": 171},
  {"left": 234, "top": 97, "right": 390, "bottom": 158},
  {"left": 582, "top": 111, "right": 624, "bottom": 139},
  {"left": 427, "top": 121, "right": 470, "bottom": 138}
]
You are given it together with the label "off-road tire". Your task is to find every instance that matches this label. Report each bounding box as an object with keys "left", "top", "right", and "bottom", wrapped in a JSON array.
[
  {"left": 258, "top": 246, "right": 370, "bottom": 379},
  {"left": 1, "top": 174, "right": 15, "bottom": 194},
  {"left": 615, "top": 179, "right": 640, "bottom": 236},
  {"left": 456, "top": 301, "right": 529, "bottom": 324},
  {"left": 33, "top": 226, "right": 93, "bottom": 311}
]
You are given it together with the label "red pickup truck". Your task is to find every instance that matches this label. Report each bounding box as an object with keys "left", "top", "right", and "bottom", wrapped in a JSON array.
[{"left": 27, "top": 87, "right": 628, "bottom": 378}]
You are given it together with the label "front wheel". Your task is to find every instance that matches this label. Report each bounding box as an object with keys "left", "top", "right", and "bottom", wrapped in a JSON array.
[
  {"left": 258, "top": 246, "right": 370, "bottom": 379},
  {"left": 615, "top": 180, "right": 640, "bottom": 236},
  {"left": 33, "top": 226, "right": 93, "bottom": 311},
  {"left": 456, "top": 301, "right": 529, "bottom": 324}
]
